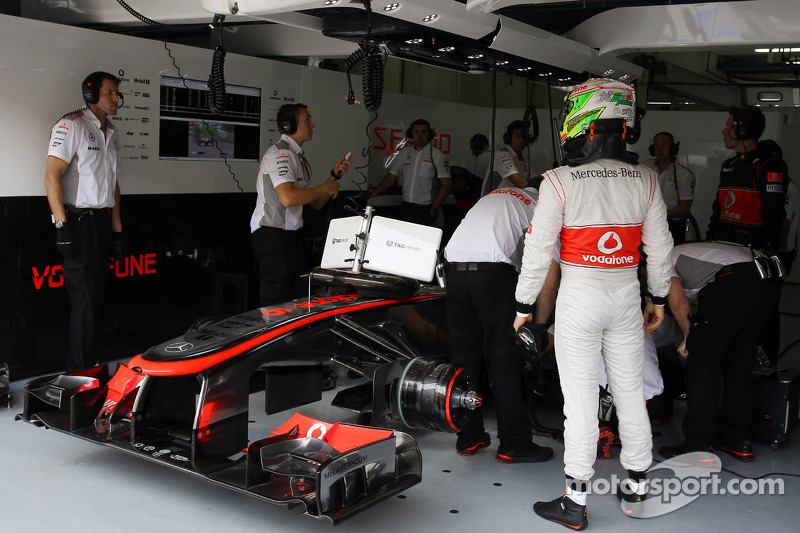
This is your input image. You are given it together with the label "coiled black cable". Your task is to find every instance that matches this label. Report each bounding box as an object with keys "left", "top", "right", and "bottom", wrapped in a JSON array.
[
  {"left": 344, "top": 43, "right": 384, "bottom": 112},
  {"left": 163, "top": 42, "right": 242, "bottom": 193},
  {"left": 522, "top": 104, "right": 540, "bottom": 145},
  {"left": 343, "top": 0, "right": 383, "bottom": 112},
  {"left": 208, "top": 45, "right": 227, "bottom": 115},
  {"left": 345, "top": 47, "right": 366, "bottom": 105},
  {"left": 362, "top": 44, "right": 383, "bottom": 112}
]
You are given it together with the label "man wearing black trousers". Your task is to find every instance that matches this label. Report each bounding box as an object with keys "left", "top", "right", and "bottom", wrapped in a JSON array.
[
  {"left": 444, "top": 186, "right": 553, "bottom": 464},
  {"left": 45, "top": 71, "right": 124, "bottom": 372}
]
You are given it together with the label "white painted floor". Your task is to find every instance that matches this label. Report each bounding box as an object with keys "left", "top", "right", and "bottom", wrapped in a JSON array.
[{"left": 3, "top": 283, "right": 800, "bottom": 532}]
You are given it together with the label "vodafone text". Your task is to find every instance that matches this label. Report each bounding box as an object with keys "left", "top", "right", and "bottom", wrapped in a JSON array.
[
  {"left": 581, "top": 254, "right": 636, "bottom": 265},
  {"left": 489, "top": 188, "right": 532, "bottom": 205},
  {"left": 31, "top": 253, "right": 157, "bottom": 289}
]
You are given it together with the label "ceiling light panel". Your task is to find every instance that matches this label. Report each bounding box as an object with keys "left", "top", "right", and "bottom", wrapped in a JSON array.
[{"left": 371, "top": 1, "right": 498, "bottom": 39}]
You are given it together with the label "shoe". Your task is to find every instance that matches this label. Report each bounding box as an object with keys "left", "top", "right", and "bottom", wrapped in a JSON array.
[
  {"left": 456, "top": 431, "right": 491, "bottom": 456},
  {"left": 533, "top": 495, "right": 588, "bottom": 531},
  {"left": 617, "top": 480, "right": 647, "bottom": 504},
  {"left": 496, "top": 442, "right": 554, "bottom": 464},
  {"left": 597, "top": 426, "right": 615, "bottom": 459},
  {"left": 714, "top": 440, "right": 755, "bottom": 462},
  {"left": 659, "top": 441, "right": 713, "bottom": 460}
]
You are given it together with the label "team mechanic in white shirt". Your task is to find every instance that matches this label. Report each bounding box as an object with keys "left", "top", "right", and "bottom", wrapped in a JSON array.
[
  {"left": 368, "top": 118, "right": 451, "bottom": 226},
  {"left": 45, "top": 71, "right": 123, "bottom": 372},
  {"left": 444, "top": 186, "right": 553, "bottom": 464},
  {"left": 642, "top": 132, "right": 696, "bottom": 244},
  {"left": 659, "top": 241, "right": 782, "bottom": 463},
  {"left": 480, "top": 120, "right": 535, "bottom": 196},
  {"left": 250, "top": 103, "right": 350, "bottom": 306},
  {"left": 512, "top": 79, "right": 673, "bottom": 530}
]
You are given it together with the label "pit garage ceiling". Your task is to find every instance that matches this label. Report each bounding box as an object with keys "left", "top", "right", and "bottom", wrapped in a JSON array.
[{"left": 16, "top": 1, "right": 800, "bottom": 109}]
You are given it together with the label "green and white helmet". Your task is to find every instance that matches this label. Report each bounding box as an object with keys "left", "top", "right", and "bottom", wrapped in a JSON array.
[{"left": 559, "top": 78, "right": 636, "bottom": 144}]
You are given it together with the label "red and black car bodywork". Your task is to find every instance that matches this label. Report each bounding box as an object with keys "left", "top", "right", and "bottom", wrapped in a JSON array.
[{"left": 17, "top": 287, "right": 479, "bottom": 523}]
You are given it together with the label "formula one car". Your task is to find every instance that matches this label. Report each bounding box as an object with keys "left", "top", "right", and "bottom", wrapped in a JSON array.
[{"left": 16, "top": 210, "right": 480, "bottom": 524}]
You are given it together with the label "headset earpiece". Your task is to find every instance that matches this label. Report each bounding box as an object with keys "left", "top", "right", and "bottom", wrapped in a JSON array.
[
  {"left": 82, "top": 73, "right": 101, "bottom": 105},
  {"left": 648, "top": 133, "right": 680, "bottom": 157},
  {"left": 503, "top": 121, "right": 527, "bottom": 147},
  {"left": 406, "top": 121, "right": 434, "bottom": 140},
  {"left": 279, "top": 115, "right": 297, "bottom": 135},
  {"left": 733, "top": 118, "right": 750, "bottom": 140}
]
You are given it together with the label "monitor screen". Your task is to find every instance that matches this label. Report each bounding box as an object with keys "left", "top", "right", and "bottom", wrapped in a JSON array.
[{"left": 159, "top": 76, "right": 261, "bottom": 161}]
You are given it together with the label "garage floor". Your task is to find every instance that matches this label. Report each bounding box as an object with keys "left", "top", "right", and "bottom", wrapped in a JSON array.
[{"left": 2, "top": 284, "right": 799, "bottom": 533}]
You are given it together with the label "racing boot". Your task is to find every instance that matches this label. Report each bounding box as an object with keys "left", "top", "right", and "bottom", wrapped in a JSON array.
[{"left": 533, "top": 494, "right": 588, "bottom": 531}]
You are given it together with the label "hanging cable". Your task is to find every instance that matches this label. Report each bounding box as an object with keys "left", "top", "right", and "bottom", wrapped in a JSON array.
[
  {"left": 208, "top": 15, "right": 227, "bottom": 115},
  {"left": 344, "top": 0, "right": 383, "bottom": 112},
  {"left": 342, "top": 111, "right": 379, "bottom": 215},
  {"left": 208, "top": 45, "right": 227, "bottom": 114},
  {"left": 362, "top": 45, "right": 384, "bottom": 112},
  {"left": 163, "top": 42, "right": 242, "bottom": 193},
  {"left": 523, "top": 81, "right": 540, "bottom": 145}
]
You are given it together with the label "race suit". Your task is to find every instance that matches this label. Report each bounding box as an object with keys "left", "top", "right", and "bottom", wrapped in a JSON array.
[
  {"left": 515, "top": 158, "right": 673, "bottom": 481},
  {"left": 707, "top": 144, "right": 788, "bottom": 251}
]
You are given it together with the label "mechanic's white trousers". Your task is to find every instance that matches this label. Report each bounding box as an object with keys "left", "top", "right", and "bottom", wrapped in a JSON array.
[{"left": 554, "top": 278, "right": 653, "bottom": 481}]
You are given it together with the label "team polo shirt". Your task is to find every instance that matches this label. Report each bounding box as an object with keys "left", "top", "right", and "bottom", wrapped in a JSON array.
[
  {"left": 250, "top": 135, "right": 310, "bottom": 232},
  {"left": 493, "top": 145, "right": 531, "bottom": 188},
  {"left": 48, "top": 108, "right": 119, "bottom": 209},
  {"left": 670, "top": 241, "right": 753, "bottom": 303},
  {"left": 388, "top": 143, "right": 451, "bottom": 205},
  {"left": 643, "top": 158, "right": 696, "bottom": 209},
  {"left": 445, "top": 187, "right": 538, "bottom": 270}
]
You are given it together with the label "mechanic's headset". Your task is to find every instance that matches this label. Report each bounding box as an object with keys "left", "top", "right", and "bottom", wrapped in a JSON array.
[
  {"left": 406, "top": 119, "right": 436, "bottom": 140},
  {"left": 82, "top": 71, "right": 122, "bottom": 105},
  {"left": 503, "top": 120, "right": 527, "bottom": 146},
  {"left": 279, "top": 106, "right": 299, "bottom": 135},
  {"left": 731, "top": 115, "right": 751, "bottom": 140},
  {"left": 648, "top": 132, "right": 680, "bottom": 157}
]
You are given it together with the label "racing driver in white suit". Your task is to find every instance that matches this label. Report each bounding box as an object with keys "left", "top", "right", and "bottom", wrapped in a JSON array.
[{"left": 513, "top": 79, "right": 673, "bottom": 530}]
